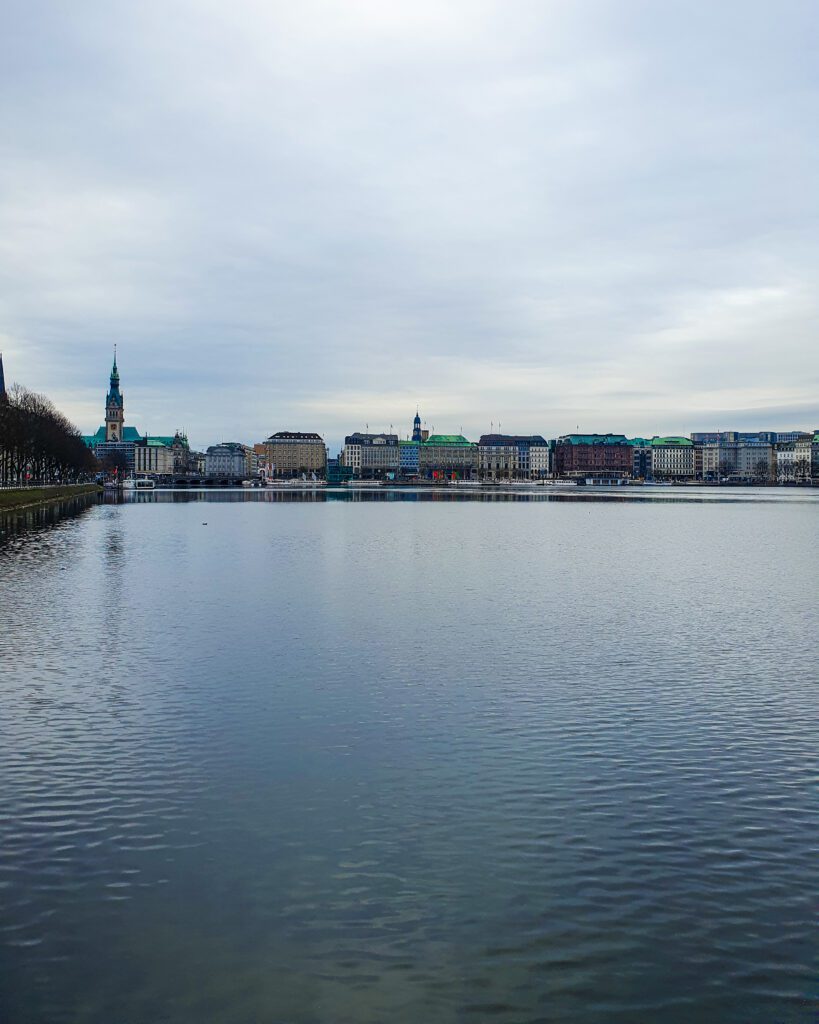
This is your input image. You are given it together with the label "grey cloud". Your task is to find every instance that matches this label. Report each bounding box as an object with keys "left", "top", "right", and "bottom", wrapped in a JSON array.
[{"left": 1, "top": 0, "right": 817, "bottom": 450}]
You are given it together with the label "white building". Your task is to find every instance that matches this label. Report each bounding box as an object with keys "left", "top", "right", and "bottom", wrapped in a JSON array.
[
  {"left": 341, "top": 433, "right": 399, "bottom": 478},
  {"left": 650, "top": 437, "right": 695, "bottom": 479},
  {"left": 776, "top": 440, "right": 812, "bottom": 482}
]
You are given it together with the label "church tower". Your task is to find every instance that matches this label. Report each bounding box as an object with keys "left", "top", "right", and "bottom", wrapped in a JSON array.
[
  {"left": 105, "top": 349, "right": 124, "bottom": 441},
  {"left": 412, "top": 409, "right": 422, "bottom": 442}
]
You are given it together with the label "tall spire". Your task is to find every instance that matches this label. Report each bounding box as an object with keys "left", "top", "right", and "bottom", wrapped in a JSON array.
[
  {"left": 105, "top": 347, "right": 124, "bottom": 441},
  {"left": 412, "top": 408, "right": 422, "bottom": 442},
  {"left": 0, "top": 352, "right": 6, "bottom": 402}
]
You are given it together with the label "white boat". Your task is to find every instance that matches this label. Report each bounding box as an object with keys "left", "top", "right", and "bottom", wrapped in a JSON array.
[{"left": 122, "top": 477, "right": 155, "bottom": 491}]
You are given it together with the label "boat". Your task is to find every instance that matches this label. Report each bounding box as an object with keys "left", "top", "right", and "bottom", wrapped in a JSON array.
[{"left": 122, "top": 477, "right": 155, "bottom": 490}]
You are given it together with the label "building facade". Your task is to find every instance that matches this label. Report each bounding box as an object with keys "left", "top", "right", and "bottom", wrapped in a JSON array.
[
  {"left": 477, "top": 435, "right": 550, "bottom": 479},
  {"left": 399, "top": 440, "right": 420, "bottom": 476},
  {"left": 650, "top": 437, "right": 695, "bottom": 480},
  {"left": 262, "top": 431, "right": 326, "bottom": 478},
  {"left": 627, "top": 438, "right": 652, "bottom": 480},
  {"left": 418, "top": 435, "right": 477, "bottom": 479},
  {"left": 341, "top": 433, "right": 400, "bottom": 478},
  {"left": 701, "top": 441, "right": 774, "bottom": 481},
  {"left": 554, "top": 435, "right": 632, "bottom": 479},
  {"left": 776, "top": 439, "right": 813, "bottom": 482},
  {"left": 134, "top": 439, "right": 175, "bottom": 476},
  {"left": 205, "top": 442, "right": 254, "bottom": 478}
]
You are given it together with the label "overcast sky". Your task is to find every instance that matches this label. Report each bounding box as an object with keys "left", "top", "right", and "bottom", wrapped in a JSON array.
[{"left": 1, "top": 0, "right": 817, "bottom": 451}]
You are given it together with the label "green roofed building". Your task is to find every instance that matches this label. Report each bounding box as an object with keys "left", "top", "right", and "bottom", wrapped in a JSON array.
[
  {"left": 418, "top": 434, "right": 477, "bottom": 479},
  {"left": 82, "top": 352, "right": 143, "bottom": 472},
  {"left": 650, "top": 436, "right": 695, "bottom": 480},
  {"left": 84, "top": 354, "right": 194, "bottom": 476}
]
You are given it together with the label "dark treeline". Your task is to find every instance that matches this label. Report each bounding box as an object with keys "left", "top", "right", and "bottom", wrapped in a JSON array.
[{"left": 0, "top": 384, "right": 97, "bottom": 485}]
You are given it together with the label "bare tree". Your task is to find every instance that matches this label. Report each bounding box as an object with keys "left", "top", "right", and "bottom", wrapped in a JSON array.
[{"left": 0, "top": 384, "right": 97, "bottom": 485}]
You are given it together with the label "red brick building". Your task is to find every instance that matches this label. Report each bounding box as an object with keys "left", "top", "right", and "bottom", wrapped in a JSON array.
[{"left": 554, "top": 434, "right": 633, "bottom": 478}]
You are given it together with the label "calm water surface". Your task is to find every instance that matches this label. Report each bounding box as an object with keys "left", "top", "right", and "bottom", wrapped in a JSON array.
[{"left": 1, "top": 489, "right": 817, "bottom": 1023}]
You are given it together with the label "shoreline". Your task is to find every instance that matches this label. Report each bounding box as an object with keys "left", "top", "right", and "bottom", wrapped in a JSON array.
[{"left": 0, "top": 484, "right": 102, "bottom": 512}]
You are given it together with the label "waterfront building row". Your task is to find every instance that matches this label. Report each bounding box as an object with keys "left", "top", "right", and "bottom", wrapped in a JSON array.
[{"left": 79, "top": 358, "right": 817, "bottom": 483}]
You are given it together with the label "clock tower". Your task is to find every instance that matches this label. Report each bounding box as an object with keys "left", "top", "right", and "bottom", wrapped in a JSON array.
[{"left": 105, "top": 349, "right": 125, "bottom": 442}]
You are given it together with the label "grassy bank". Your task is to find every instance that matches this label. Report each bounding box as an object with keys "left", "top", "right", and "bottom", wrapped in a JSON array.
[{"left": 0, "top": 484, "right": 101, "bottom": 511}]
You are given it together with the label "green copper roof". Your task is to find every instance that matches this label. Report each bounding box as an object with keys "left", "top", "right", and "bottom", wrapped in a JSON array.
[
  {"left": 559, "top": 434, "right": 629, "bottom": 445},
  {"left": 650, "top": 436, "right": 693, "bottom": 447},
  {"left": 145, "top": 435, "right": 187, "bottom": 448},
  {"left": 423, "top": 434, "right": 474, "bottom": 446},
  {"left": 83, "top": 425, "right": 143, "bottom": 446}
]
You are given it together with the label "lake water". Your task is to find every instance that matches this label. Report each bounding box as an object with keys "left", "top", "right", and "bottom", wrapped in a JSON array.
[{"left": 1, "top": 489, "right": 817, "bottom": 1023}]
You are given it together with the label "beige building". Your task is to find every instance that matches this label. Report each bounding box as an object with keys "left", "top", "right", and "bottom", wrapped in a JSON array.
[
  {"left": 477, "top": 435, "right": 550, "bottom": 479},
  {"left": 134, "top": 439, "right": 175, "bottom": 476},
  {"left": 262, "top": 431, "right": 327, "bottom": 478},
  {"left": 703, "top": 442, "right": 774, "bottom": 481}
]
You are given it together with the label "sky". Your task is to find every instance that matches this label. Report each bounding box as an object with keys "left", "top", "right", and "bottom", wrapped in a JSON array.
[{"left": 1, "top": 0, "right": 817, "bottom": 452}]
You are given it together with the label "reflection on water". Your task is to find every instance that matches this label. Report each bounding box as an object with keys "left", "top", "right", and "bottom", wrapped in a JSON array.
[
  {"left": 107, "top": 484, "right": 819, "bottom": 505},
  {"left": 0, "top": 492, "right": 99, "bottom": 546},
  {"left": 0, "top": 492, "right": 817, "bottom": 1024}
]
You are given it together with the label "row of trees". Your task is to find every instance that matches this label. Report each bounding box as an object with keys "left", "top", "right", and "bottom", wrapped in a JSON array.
[{"left": 0, "top": 384, "right": 97, "bottom": 486}]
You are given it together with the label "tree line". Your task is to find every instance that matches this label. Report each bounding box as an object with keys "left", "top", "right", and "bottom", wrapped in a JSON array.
[{"left": 0, "top": 384, "right": 97, "bottom": 486}]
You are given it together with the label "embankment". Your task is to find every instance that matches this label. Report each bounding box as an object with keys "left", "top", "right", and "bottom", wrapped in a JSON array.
[{"left": 0, "top": 484, "right": 101, "bottom": 512}]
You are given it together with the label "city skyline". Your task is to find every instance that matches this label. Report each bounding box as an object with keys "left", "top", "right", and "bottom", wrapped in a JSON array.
[
  {"left": 2, "top": 2, "right": 818, "bottom": 449},
  {"left": 3, "top": 347, "right": 817, "bottom": 460}
]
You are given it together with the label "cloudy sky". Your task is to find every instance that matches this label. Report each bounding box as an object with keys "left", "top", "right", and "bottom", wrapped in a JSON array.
[{"left": 1, "top": 0, "right": 817, "bottom": 451}]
